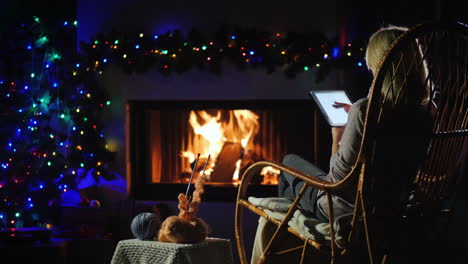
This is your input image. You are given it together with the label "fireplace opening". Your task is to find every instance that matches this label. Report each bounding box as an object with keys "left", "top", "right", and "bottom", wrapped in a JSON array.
[{"left": 128, "top": 100, "right": 319, "bottom": 201}]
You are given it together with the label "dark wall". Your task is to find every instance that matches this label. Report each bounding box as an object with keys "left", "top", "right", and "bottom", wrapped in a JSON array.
[{"left": 337, "top": 0, "right": 467, "bottom": 41}]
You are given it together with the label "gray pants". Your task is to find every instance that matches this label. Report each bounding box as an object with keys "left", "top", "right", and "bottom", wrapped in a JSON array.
[
  {"left": 250, "top": 154, "right": 328, "bottom": 263},
  {"left": 278, "top": 154, "right": 328, "bottom": 222}
]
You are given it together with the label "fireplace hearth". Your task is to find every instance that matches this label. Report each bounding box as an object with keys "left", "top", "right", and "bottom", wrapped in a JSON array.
[{"left": 127, "top": 99, "right": 321, "bottom": 201}]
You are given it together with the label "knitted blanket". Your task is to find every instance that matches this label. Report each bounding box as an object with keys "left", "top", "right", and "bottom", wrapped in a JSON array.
[
  {"left": 111, "top": 238, "right": 233, "bottom": 264},
  {"left": 248, "top": 197, "right": 352, "bottom": 248}
]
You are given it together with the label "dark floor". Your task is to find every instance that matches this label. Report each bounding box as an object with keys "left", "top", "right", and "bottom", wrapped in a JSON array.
[{"left": 0, "top": 199, "right": 466, "bottom": 264}]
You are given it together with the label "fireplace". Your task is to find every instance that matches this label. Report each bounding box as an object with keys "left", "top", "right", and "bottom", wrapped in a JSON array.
[{"left": 127, "top": 100, "right": 324, "bottom": 201}]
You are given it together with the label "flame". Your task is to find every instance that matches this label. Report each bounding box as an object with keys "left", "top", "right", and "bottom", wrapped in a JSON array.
[
  {"left": 182, "top": 109, "right": 259, "bottom": 181},
  {"left": 260, "top": 166, "right": 280, "bottom": 185}
]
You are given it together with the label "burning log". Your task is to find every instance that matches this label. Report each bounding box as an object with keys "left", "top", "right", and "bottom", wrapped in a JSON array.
[
  {"left": 239, "top": 150, "right": 262, "bottom": 184},
  {"left": 210, "top": 142, "right": 243, "bottom": 182}
]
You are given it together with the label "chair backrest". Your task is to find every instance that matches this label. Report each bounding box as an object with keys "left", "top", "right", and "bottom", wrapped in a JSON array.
[{"left": 359, "top": 23, "right": 468, "bottom": 227}]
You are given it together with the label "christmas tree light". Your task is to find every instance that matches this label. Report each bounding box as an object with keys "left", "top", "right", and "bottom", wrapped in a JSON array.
[{"left": 0, "top": 17, "right": 115, "bottom": 228}]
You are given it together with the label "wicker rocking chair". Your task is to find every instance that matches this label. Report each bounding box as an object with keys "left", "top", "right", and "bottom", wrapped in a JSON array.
[{"left": 235, "top": 22, "right": 468, "bottom": 264}]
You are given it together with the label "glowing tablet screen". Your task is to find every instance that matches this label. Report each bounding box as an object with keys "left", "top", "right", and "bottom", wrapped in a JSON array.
[{"left": 310, "top": 90, "right": 352, "bottom": 127}]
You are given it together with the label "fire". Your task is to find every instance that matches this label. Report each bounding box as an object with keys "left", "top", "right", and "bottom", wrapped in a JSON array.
[
  {"left": 260, "top": 166, "right": 280, "bottom": 185},
  {"left": 182, "top": 109, "right": 259, "bottom": 182}
]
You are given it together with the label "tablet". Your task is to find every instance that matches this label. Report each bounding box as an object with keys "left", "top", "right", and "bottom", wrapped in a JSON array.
[{"left": 309, "top": 90, "right": 352, "bottom": 127}]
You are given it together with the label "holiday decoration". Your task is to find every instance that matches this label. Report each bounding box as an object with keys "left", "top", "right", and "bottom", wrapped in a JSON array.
[
  {"left": 0, "top": 17, "right": 114, "bottom": 229},
  {"left": 79, "top": 26, "right": 367, "bottom": 81}
]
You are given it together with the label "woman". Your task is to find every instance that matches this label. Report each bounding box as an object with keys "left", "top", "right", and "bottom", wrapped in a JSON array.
[{"left": 251, "top": 25, "right": 431, "bottom": 263}]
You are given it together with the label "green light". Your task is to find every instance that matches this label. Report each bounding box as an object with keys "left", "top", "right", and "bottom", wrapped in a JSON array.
[
  {"left": 60, "top": 114, "right": 65, "bottom": 119},
  {"left": 36, "top": 35, "right": 48, "bottom": 46},
  {"left": 45, "top": 52, "right": 61, "bottom": 61},
  {"left": 31, "top": 73, "right": 35, "bottom": 78},
  {"left": 34, "top": 17, "right": 40, "bottom": 23},
  {"left": 304, "top": 66, "right": 309, "bottom": 71},
  {"left": 15, "top": 212, "right": 20, "bottom": 217},
  {"left": 94, "top": 40, "right": 99, "bottom": 45},
  {"left": 47, "top": 161, "right": 52, "bottom": 166},
  {"left": 80, "top": 163, "right": 85, "bottom": 167},
  {"left": 201, "top": 45, "right": 207, "bottom": 50},
  {"left": 114, "top": 40, "right": 119, "bottom": 44},
  {"left": 161, "top": 50, "right": 168, "bottom": 55},
  {"left": 73, "top": 20, "right": 78, "bottom": 26},
  {"left": 52, "top": 53, "right": 61, "bottom": 60},
  {"left": 106, "top": 100, "right": 111, "bottom": 105},
  {"left": 83, "top": 117, "right": 88, "bottom": 122},
  {"left": 49, "top": 134, "right": 54, "bottom": 138},
  {"left": 183, "top": 42, "right": 188, "bottom": 46}
]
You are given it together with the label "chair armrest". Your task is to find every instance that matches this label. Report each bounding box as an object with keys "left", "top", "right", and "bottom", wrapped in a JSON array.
[{"left": 240, "top": 161, "right": 330, "bottom": 190}]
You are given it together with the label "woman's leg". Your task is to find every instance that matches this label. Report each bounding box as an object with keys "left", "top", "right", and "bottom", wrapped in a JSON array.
[
  {"left": 251, "top": 217, "right": 305, "bottom": 264},
  {"left": 278, "top": 154, "right": 327, "bottom": 216}
]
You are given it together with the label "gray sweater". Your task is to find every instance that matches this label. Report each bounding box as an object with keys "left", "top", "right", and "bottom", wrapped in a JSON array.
[{"left": 317, "top": 98, "right": 368, "bottom": 219}]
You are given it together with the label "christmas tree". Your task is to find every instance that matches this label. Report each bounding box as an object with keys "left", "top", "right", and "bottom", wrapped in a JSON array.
[{"left": 0, "top": 17, "right": 114, "bottom": 229}]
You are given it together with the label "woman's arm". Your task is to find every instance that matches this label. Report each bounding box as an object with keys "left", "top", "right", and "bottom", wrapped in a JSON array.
[
  {"left": 331, "top": 101, "right": 351, "bottom": 154},
  {"left": 331, "top": 126, "right": 346, "bottom": 155}
]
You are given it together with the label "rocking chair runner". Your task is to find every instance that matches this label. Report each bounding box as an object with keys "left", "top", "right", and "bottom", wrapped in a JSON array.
[{"left": 235, "top": 22, "right": 468, "bottom": 264}]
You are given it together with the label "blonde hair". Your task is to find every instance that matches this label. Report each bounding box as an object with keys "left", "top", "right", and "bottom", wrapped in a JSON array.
[{"left": 366, "top": 25, "right": 430, "bottom": 106}]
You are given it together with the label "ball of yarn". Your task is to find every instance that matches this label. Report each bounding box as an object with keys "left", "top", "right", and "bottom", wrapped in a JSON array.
[{"left": 131, "top": 212, "right": 161, "bottom": 241}]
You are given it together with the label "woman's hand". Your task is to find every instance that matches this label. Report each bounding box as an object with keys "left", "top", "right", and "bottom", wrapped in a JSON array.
[{"left": 332, "top": 101, "right": 352, "bottom": 113}]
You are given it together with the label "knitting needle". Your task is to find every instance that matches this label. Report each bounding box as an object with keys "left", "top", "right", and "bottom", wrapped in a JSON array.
[
  {"left": 187, "top": 154, "right": 211, "bottom": 211},
  {"left": 185, "top": 153, "right": 200, "bottom": 197},
  {"left": 199, "top": 154, "right": 211, "bottom": 177}
]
